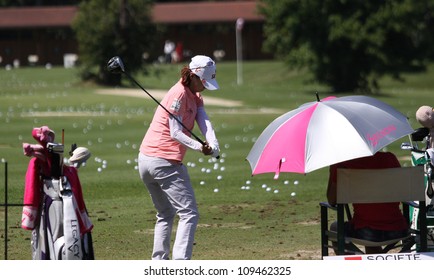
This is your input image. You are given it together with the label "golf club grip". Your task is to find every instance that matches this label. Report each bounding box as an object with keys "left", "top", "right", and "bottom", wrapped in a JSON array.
[{"left": 123, "top": 72, "right": 219, "bottom": 159}]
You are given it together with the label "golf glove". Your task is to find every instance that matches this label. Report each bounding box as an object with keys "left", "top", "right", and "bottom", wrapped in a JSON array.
[{"left": 210, "top": 145, "right": 220, "bottom": 158}]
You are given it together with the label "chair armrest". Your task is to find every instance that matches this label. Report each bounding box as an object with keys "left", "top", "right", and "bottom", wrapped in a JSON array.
[{"left": 320, "top": 201, "right": 337, "bottom": 210}]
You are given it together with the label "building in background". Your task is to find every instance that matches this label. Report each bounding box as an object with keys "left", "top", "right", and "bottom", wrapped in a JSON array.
[{"left": 0, "top": 0, "right": 271, "bottom": 67}]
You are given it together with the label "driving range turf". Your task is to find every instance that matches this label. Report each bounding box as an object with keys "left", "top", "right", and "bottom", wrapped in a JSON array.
[{"left": 0, "top": 60, "right": 433, "bottom": 259}]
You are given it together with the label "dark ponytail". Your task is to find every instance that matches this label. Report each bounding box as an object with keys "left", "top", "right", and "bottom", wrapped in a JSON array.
[{"left": 181, "top": 66, "right": 196, "bottom": 87}]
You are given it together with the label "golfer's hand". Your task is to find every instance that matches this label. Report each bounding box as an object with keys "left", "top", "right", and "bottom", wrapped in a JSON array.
[{"left": 201, "top": 142, "right": 213, "bottom": 156}]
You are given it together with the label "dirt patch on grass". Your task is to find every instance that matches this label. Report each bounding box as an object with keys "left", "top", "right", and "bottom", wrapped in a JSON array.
[
  {"left": 21, "top": 111, "right": 106, "bottom": 117},
  {"left": 198, "top": 222, "right": 256, "bottom": 229},
  {"left": 280, "top": 249, "right": 322, "bottom": 260},
  {"left": 95, "top": 88, "right": 287, "bottom": 114},
  {"left": 96, "top": 88, "right": 243, "bottom": 108}
]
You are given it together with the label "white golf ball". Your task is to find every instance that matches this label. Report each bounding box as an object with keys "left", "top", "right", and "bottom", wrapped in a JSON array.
[
  {"left": 291, "top": 192, "right": 296, "bottom": 197},
  {"left": 213, "top": 188, "right": 219, "bottom": 193},
  {"left": 245, "top": 180, "right": 251, "bottom": 185},
  {"left": 262, "top": 184, "right": 267, "bottom": 189},
  {"left": 294, "top": 180, "right": 299, "bottom": 185},
  {"left": 284, "top": 180, "right": 289, "bottom": 185},
  {"left": 200, "top": 181, "right": 205, "bottom": 185},
  {"left": 266, "top": 187, "right": 271, "bottom": 192},
  {"left": 217, "top": 175, "right": 223, "bottom": 180},
  {"left": 97, "top": 167, "right": 102, "bottom": 172},
  {"left": 274, "top": 189, "right": 279, "bottom": 194}
]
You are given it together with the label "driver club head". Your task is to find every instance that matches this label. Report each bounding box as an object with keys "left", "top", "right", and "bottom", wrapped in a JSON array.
[{"left": 107, "top": 56, "right": 125, "bottom": 74}]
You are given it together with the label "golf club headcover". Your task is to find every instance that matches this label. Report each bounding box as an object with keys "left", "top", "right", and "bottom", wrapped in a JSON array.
[
  {"left": 416, "top": 105, "right": 434, "bottom": 148},
  {"left": 32, "top": 126, "right": 55, "bottom": 146},
  {"left": 69, "top": 146, "right": 91, "bottom": 168},
  {"left": 23, "top": 143, "right": 46, "bottom": 162}
]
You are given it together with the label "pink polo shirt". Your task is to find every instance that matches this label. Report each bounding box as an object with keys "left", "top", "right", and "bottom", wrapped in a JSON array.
[{"left": 140, "top": 80, "right": 204, "bottom": 161}]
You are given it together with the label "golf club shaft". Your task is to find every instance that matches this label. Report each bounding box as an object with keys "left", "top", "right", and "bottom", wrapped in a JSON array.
[{"left": 122, "top": 71, "right": 207, "bottom": 146}]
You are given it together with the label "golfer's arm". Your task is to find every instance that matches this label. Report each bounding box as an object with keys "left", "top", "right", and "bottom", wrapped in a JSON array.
[
  {"left": 196, "top": 107, "right": 220, "bottom": 150},
  {"left": 169, "top": 116, "right": 202, "bottom": 151}
]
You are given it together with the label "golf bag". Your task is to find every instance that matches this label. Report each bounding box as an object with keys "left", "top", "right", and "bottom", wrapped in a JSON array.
[
  {"left": 21, "top": 126, "right": 94, "bottom": 260},
  {"left": 405, "top": 127, "right": 434, "bottom": 251}
]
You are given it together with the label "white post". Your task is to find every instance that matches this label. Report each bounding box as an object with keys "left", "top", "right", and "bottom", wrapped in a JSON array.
[{"left": 236, "top": 18, "right": 244, "bottom": 85}]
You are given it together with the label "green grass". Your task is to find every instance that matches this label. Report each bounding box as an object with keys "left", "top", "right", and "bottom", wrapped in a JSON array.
[{"left": 0, "top": 61, "right": 431, "bottom": 260}]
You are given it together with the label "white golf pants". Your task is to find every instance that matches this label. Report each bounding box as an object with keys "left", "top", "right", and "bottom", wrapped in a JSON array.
[{"left": 138, "top": 153, "right": 199, "bottom": 260}]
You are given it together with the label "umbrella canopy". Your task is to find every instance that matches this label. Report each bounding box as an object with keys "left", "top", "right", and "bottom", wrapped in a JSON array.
[{"left": 246, "top": 95, "right": 414, "bottom": 177}]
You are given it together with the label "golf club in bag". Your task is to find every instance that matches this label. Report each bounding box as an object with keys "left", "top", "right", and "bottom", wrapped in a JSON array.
[
  {"left": 21, "top": 126, "right": 94, "bottom": 260},
  {"left": 107, "top": 56, "right": 219, "bottom": 159}
]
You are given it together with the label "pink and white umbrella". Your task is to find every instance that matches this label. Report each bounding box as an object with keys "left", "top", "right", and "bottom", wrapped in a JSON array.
[{"left": 246, "top": 95, "right": 414, "bottom": 177}]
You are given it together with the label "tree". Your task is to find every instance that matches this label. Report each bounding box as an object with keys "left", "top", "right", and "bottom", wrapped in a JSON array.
[
  {"left": 72, "top": 0, "right": 157, "bottom": 85},
  {"left": 258, "top": 0, "right": 434, "bottom": 93}
]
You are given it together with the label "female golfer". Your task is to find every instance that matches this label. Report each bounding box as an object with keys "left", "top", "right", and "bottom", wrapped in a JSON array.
[{"left": 138, "top": 55, "right": 220, "bottom": 260}]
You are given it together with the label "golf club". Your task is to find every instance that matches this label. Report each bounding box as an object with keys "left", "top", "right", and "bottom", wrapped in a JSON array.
[{"left": 107, "top": 56, "right": 219, "bottom": 158}]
